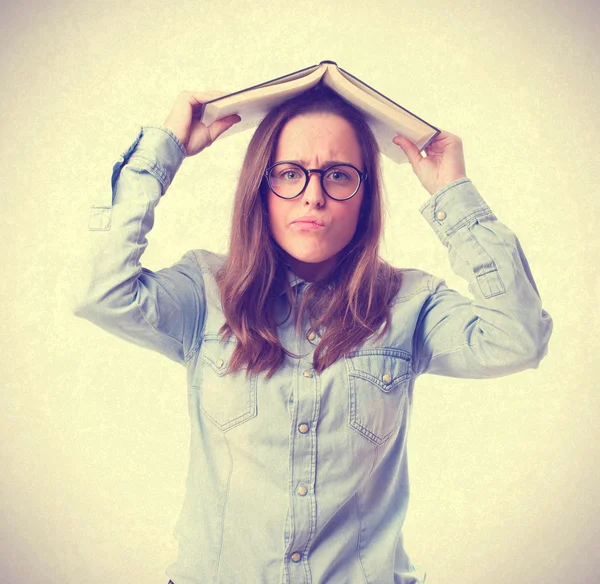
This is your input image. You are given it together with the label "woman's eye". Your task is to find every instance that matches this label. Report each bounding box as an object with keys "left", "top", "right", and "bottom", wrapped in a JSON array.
[
  {"left": 276, "top": 169, "right": 301, "bottom": 180},
  {"left": 327, "top": 170, "right": 350, "bottom": 181}
]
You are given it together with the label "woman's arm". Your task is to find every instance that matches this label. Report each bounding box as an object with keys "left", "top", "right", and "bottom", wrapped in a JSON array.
[
  {"left": 394, "top": 132, "right": 552, "bottom": 377},
  {"left": 72, "top": 93, "right": 240, "bottom": 364},
  {"left": 412, "top": 178, "right": 552, "bottom": 377}
]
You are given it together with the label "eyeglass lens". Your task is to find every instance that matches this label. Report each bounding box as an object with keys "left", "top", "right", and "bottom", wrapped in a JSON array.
[{"left": 269, "top": 163, "right": 360, "bottom": 200}]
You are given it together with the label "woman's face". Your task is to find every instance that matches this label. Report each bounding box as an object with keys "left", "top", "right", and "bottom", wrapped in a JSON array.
[{"left": 267, "top": 112, "right": 365, "bottom": 282}]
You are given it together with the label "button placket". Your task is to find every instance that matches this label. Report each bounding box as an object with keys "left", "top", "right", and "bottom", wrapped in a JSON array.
[{"left": 286, "top": 362, "right": 319, "bottom": 570}]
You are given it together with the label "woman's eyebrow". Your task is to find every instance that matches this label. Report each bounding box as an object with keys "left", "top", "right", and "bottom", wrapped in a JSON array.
[{"left": 279, "top": 159, "right": 352, "bottom": 167}]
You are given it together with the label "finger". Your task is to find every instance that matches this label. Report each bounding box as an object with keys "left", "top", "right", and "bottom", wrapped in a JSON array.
[
  {"left": 188, "top": 90, "right": 231, "bottom": 120},
  {"left": 393, "top": 135, "right": 423, "bottom": 167},
  {"left": 208, "top": 114, "right": 242, "bottom": 142}
]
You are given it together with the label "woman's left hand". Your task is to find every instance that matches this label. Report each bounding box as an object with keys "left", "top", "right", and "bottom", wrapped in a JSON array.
[{"left": 393, "top": 130, "right": 467, "bottom": 196}]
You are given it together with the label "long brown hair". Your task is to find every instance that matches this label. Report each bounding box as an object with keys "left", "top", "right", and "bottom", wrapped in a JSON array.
[{"left": 216, "top": 83, "right": 402, "bottom": 377}]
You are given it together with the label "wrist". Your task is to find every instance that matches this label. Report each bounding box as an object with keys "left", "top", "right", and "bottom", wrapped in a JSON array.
[{"left": 429, "top": 175, "right": 468, "bottom": 196}]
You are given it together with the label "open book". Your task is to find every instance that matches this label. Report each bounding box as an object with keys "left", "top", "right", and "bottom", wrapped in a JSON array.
[{"left": 198, "top": 60, "right": 440, "bottom": 165}]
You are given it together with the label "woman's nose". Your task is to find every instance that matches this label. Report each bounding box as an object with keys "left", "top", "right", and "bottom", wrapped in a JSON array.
[{"left": 302, "top": 172, "right": 326, "bottom": 207}]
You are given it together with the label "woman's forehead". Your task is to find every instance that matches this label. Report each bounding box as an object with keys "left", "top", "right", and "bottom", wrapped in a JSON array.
[{"left": 274, "top": 112, "right": 362, "bottom": 166}]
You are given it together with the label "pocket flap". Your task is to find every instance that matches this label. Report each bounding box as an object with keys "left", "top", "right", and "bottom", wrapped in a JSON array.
[
  {"left": 345, "top": 348, "right": 411, "bottom": 392},
  {"left": 201, "top": 335, "right": 237, "bottom": 376}
]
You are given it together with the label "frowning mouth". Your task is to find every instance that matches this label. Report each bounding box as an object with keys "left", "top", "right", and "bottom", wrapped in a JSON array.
[
  {"left": 291, "top": 216, "right": 326, "bottom": 228},
  {"left": 292, "top": 223, "right": 324, "bottom": 231}
]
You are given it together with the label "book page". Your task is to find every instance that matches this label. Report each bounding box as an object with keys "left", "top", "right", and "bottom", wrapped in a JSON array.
[
  {"left": 201, "top": 65, "right": 324, "bottom": 127},
  {"left": 324, "top": 67, "right": 437, "bottom": 143}
]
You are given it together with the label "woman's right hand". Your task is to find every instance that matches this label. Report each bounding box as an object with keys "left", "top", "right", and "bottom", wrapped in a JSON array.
[{"left": 163, "top": 91, "right": 241, "bottom": 157}]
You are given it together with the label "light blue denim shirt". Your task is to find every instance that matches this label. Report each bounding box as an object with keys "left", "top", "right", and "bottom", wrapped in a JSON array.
[{"left": 74, "top": 125, "right": 552, "bottom": 584}]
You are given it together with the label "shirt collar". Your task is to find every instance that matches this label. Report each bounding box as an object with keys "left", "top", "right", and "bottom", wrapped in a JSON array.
[
  {"left": 281, "top": 267, "right": 339, "bottom": 297},
  {"left": 280, "top": 267, "right": 307, "bottom": 298}
]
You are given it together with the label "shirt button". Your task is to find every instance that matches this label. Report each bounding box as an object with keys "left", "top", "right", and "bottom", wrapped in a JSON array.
[
  {"left": 298, "top": 423, "right": 310, "bottom": 434},
  {"left": 216, "top": 358, "right": 224, "bottom": 369},
  {"left": 291, "top": 552, "right": 302, "bottom": 562},
  {"left": 382, "top": 373, "right": 392, "bottom": 384},
  {"left": 436, "top": 210, "right": 447, "bottom": 221},
  {"left": 297, "top": 485, "right": 308, "bottom": 496},
  {"left": 307, "top": 331, "right": 316, "bottom": 341},
  {"left": 303, "top": 370, "right": 313, "bottom": 378}
]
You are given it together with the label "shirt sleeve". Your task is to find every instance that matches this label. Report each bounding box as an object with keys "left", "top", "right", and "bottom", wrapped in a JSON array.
[
  {"left": 412, "top": 178, "right": 553, "bottom": 378},
  {"left": 72, "top": 125, "right": 206, "bottom": 365}
]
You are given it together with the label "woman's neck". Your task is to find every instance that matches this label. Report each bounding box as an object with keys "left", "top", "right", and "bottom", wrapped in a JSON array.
[{"left": 283, "top": 252, "right": 341, "bottom": 283}]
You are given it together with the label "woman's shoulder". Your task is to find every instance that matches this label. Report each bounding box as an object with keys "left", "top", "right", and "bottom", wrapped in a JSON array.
[
  {"left": 392, "top": 267, "right": 440, "bottom": 303},
  {"left": 176, "top": 250, "right": 227, "bottom": 309}
]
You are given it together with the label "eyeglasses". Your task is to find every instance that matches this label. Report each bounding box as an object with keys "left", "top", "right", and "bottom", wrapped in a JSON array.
[{"left": 264, "top": 161, "right": 367, "bottom": 201}]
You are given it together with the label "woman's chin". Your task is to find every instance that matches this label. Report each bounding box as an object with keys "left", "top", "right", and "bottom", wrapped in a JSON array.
[{"left": 283, "top": 252, "right": 341, "bottom": 281}]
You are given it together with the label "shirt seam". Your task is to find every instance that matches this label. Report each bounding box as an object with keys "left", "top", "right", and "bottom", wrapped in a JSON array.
[
  {"left": 182, "top": 252, "right": 208, "bottom": 363},
  {"left": 392, "top": 274, "right": 437, "bottom": 305},
  {"left": 128, "top": 185, "right": 186, "bottom": 361},
  {"left": 213, "top": 436, "right": 233, "bottom": 582},
  {"left": 354, "top": 492, "right": 369, "bottom": 583}
]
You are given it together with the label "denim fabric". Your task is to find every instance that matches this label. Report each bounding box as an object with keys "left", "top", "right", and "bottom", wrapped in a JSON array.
[{"left": 74, "top": 125, "right": 552, "bottom": 584}]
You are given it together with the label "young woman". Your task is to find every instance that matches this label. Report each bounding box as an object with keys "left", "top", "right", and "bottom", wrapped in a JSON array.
[{"left": 74, "top": 84, "right": 552, "bottom": 583}]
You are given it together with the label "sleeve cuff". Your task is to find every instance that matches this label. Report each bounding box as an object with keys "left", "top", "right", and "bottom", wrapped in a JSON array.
[
  {"left": 139, "top": 124, "right": 188, "bottom": 158},
  {"left": 419, "top": 178, "right": 495, "bottom": 247},
  {"left": 110, "top": 125, "right": 187, "bottom": 196}
]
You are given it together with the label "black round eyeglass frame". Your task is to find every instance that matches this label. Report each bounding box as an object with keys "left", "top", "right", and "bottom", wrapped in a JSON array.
[{"left": 264, "top": 161, "right": 368, "bottom": 201}]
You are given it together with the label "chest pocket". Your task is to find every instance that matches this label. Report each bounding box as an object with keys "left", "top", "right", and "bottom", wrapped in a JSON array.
[
  {"left": 196, "top": 335, "right": 258, "bottom": 432},
  {"left": 345, "top": 348, "right": 412, "bottom": 446}
]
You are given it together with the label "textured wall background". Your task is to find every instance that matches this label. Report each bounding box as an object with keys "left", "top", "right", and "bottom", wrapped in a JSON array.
[{"left": 1, "top": 0, "right": 598, "bottom": 582}]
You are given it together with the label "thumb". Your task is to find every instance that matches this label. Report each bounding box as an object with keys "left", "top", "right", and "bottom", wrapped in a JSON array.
[
  {"left": 208, "top": 114, "right": 242, "bottom": 143},
  {"left": 393, "top": 135, "right": 423, "bottom": 168}
]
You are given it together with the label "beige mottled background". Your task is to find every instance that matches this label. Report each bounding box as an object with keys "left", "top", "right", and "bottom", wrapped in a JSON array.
[{"left": 1, "top": 0, "right": 598, "bottom": 582}]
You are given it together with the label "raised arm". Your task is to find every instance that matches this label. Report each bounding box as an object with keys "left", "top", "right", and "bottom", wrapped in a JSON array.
[
  {"left": 394, "top": 131, "right": 552, "bottom": 377},
  {"left": 72, "top": 92, "right": 240, "bottom": 364}
]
